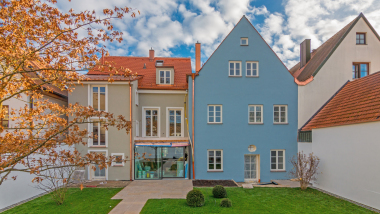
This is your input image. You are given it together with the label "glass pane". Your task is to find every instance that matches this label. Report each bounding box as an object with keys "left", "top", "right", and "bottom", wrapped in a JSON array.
[
  {"left": 135, "top": 146, "right": 161, "bottom": 180},
  {"left": 251, "top": 163, "right": 256, "bottom": 171},
  {"left": 249, "top": 116, "right": 255, "bottom": 122},
  {"left": 209, "top": 106, "right": 214, "bottom": 112},
  {"left": 281, "top": 106, "right": 286, "bottom": 111},
  {"left": 209, "top": 150, "right": 214, "bottom": 157},
  {"left": 115, "top": 156, "right": 122, "bottom": 164},
  {"left": 209, "top": 111, "right": 214, "bottom": 117},
  {"left": 100, "top": 126, "right": 106, "bottom": 145},
  {"left": 146, "top": 110, "right": 151, "bottom": 136},
  {"left": 274, "top": 112, "right": 279, "bottom": 122},
  {"left": 215, "top": 112, "right": 221, "bottom": 117},
  {"left": 216, "top": 151, "right": 221, "bottom": 156},
  {"left": 356, "top": 34, "right": 359, "bottom": 39},
  {"left": 230, "top": 63, "right": 234, "bottom": 75},
  {"left": 271, "top": 164, "right": 277, "bottom": 170},
  {"left": 245, "top": 171, "right": 250, "bottom": 178},
  {"left": 166, "top": 77, "right": 170, "bottom": 84},
  {"left": 249, "top": 106, "right": 255, "bottom": 112},
  {"left": 100, "top": 167, "right": 105, "bottom": 176},
  {"left": 209, "top": 117, "right": 214, "bottom": 122},
  {"left": 245, "top": 163, "right": 250, "bottom": 170},
  {"left": 252, "top": 63, "right": 257, "bottom": 69},
  {"left": 176, "top": 113, "right": 181, "bottom": 136},
  {"left": 247, "top": 69, "right": 251, "bottom": 76},
  {"left": 278, "top": 156, "right": 283, "bottom": 164},
  {"left": 274, "top": 106, "right": 279, "bottom": 111},
  {"left": 360, "top": 34, "right": 364, "bottom": 39},
  {"left": 271, "top": 157, "right": 276, "bottom": 164},
  {"left": 216, "top": 164, "right": 221, "bottom": 169},
  {"left": 215, "top": 106, "right": 221, "bottom": 112},
  {"left": 281, "top": 112, "right": 286, "bottom": 123},
  {"left": 251, "top": 170, "right": 256, "bottom": 179},
  {"left": 152, "top": 115, "right": 158, "bottom": 136},
  {"left": 209, "top": 157, "right": 214, "bottom": 164},
  {"left": 278, "top": 164, "right": 283, "bottom": 170},
  {"left": 100, "top": 87, "right": 105, "bottom": 111},
  {"left": 271, "top": 151, "right": 276, "bottom": 157},
  {"left": 160, "top": 71, "right": 165, "bottom": 77},
  {"left": 93, "top": 87, "right": 98, "bottom": 110},
  {"left": 252, "top": 69, "right": 257, "bottom": 76},
  {"left": 236, "top": 65, "right": 240, "bottom": 76},
  {"left": 215, "top": 117, "right": 221, "bottom": 123},
  {"left": 352, "top": 65, "right": 356, "bottom": 79},
  {"left": 93, "top": 122, "right": 98, "bottom": 145},
  {"left": 247, "top": 63, "right": 251, "bottom": 70},
  {"left": 209, "top": 164, "right": 214, "bottom": 169},
  {"left": 216, "top": 157, "right": 221, "bottom": 164},
  {"left": 169, "top": 113, "right": 174, "bottom": 136},
  {"left": 95, "top": 164, "right": 100, "bottom": 176},
  {"left": 278, "top": 151, "right": 283, "bottom": 157},
  {"left": 244, "top": 156, "right": 250, "bottom": 163},
  {"left": 360, "top": 64, "right": 368, "bottom": 78}
]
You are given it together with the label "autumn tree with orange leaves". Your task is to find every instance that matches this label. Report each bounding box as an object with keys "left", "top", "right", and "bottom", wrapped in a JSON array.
[{"left": 0, "top": 0, "right": 138, "bottom": 185}]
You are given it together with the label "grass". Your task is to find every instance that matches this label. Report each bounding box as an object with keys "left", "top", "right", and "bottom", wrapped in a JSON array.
[
  {"left": 4, "top": 188, "right": 122, "bottom": 214},
  {"left": 141, "top": 187, "right": 375, "bottom": 214}
]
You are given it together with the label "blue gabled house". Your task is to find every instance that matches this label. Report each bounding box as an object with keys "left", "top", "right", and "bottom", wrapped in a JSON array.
[{"left": 188, "top": 16, "right": 298, "bottom": 182}]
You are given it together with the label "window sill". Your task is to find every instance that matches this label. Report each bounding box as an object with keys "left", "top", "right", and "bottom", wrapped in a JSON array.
[
  {"left": 270, "top": 170, "right": 286, "bottom": 172},
  {"left": 113, "top": 165, "right": 124, "bottom": 167},
  {"left": 89, "top": 146, "right": 107, "bottom": 148},
  {"left": 273, "top": 123, "right": 288, "bottom": 125},
  {"left": 246, "top": 76, "right": 259, "bottom": 78},
  {"left": 240, "top": 44, "right": 248, "bottom": 46},
  {"left": 228, "top": 75, "right": 242, "bottom": 77},
  {"left": 248, "top": 122, "right": 263, "bottom": 125},
  {"left": 356, "top": 44, "right": 367, "bottom": 45},
  {"left": 207, "top": 122, "right": 223, "bottom": 125},
  {"left": 207, "top": 170, "right": 223, "bottom": 172}
]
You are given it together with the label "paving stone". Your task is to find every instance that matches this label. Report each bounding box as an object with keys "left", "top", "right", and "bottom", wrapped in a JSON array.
[{"left": 242, "top": 183, "right": 254, "bottom": 189}]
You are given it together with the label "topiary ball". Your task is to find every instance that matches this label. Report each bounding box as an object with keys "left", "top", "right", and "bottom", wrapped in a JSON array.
[
  {"left": 220, "top": 198, "right": 232, "bottom": 207},
  {"left": 212, "top": 185, "right": 227, "bottom": 198},
  {"left": 186, "top": 189, "right": 205, "bottom": 207}
]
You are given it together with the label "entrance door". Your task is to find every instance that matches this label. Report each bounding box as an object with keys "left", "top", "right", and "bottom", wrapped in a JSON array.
[
  {"left": 244, "top": 155, "right": 259, "bottom": 182},
  {"left": 162, "top": 147, "right": 185, "bottom": 178}
]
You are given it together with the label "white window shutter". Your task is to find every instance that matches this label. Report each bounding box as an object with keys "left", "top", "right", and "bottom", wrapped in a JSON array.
[
  {"left": 135, "top": 90, "right": 138, "bottom": 106},
  {"left": 135, "top": 120, "right": 139, "bottom": 137},
  {"left": 156, "top": 70, "right": 160, "bottom": 84}
]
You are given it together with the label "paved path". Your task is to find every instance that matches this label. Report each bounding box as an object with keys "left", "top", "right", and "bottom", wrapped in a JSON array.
[{"left": 109, "top": 180, "right": 193, "bottom": 214}]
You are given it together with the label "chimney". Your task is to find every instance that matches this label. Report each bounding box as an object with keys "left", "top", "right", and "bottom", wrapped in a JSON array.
[
  {"left": 300, "top": 39, "right": 311, "bottom": 68},
  {"left": 195, "top": 42, "right": 201, "bottom": 72},
  {"left": 149, "top": 48, "right": 154, "bottom": 61}
]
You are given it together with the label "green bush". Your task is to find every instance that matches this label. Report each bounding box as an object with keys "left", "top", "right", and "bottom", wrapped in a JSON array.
[
  {"left": 186, "top": 189, "right": 205, "bottom": 207},
  {"left": 220, "top": 198, "right": 232, "bottom": 207},
  {"left": 212, "top": 185, "right": 227, "bottom": 198}
]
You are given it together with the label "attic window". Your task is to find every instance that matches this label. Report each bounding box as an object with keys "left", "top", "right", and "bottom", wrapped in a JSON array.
[
  {"left": 240, "top": 38, "right": 248, "bottom": 46},
  {"left": 156, "top": 61, "right": 164, "bottom": 66},
  {"left": 356, "top": 33, "right": 366, "bottom": 44}
]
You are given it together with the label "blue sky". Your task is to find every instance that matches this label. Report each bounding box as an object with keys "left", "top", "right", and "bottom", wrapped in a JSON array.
[{"left": 56, "top": 0, "right": 380, "bottom": 70}]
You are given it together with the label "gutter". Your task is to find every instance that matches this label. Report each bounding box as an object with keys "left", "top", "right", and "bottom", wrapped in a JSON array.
[{"left": 129, "top": 82, "right": 133, "bottom": 181}]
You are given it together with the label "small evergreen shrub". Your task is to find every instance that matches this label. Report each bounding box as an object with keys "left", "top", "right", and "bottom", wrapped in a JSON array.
[
  {"left": 220, "top": 198, "right": 232, "bottom": 207},
  {"left": 212, "top": 185, "right": 227, "bottom": 198},
  {"left": 186, "top": 189, "right": 205, "bottom": 207}
]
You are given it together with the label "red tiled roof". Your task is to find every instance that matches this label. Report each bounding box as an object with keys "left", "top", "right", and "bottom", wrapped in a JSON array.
[
  {"left": 301, "top": 71, "right": 380, "bottom": 131},
  {"left": 83, "top": 75, "right": 142, "bottom": 81},
  {"left": 291, "top": 13, "right": 380, "bottom": 84},
  {"left": 87, "top": 56, "right": 192, "bottom": 90}
]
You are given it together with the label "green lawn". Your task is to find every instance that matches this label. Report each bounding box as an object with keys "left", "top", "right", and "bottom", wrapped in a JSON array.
[
  {"left": 141, "top": 187, "right": 375, "bottom": 214},
  {"left": 4, "top": 188, "right": 122, "bottom": 214}
]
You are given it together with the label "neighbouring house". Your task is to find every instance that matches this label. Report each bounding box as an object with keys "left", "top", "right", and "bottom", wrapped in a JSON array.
[
  {"left": 0, "top": 62, "right": 69, "bottom": 209},
  {"left": 289, "top": 13, "right": 380, "bottom": 152},
  {"left": 69, "top": 49, "right": 193, "bottom": 181},
  {"left": 189, "top": 16, "right": 298, "bottom": 183},
  {"left": 299, "top": 71, "right": 380, "bottom": 210}
]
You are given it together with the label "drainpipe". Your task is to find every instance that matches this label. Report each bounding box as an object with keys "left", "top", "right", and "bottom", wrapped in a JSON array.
[
  {"left": 191, "top": 74, "right": 195, "bottom": 179},
  {"left": 129, "top": 82, "right": 133, "bottom": 181}
]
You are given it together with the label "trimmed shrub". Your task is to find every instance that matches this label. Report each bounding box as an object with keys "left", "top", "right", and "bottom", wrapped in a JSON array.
[
  {"left": 220, "top": 198, "right": 232, "bottom": 207},
  {"left": 186, "top": 189, "right": 205, "bottom": 207},
  {"left": 212, "top": 185, "right": 227, "bottom": 198}
]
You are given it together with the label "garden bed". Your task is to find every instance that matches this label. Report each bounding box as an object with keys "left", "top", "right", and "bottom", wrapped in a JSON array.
[{"left": 192, "top": 179, "right": 238, "bottom": 187}]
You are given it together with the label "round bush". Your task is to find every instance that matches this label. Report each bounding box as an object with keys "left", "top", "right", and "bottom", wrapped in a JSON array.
[
  {"left": 186, "top": 189, "right": 205, "bottom": 207},
  {"left": 212, "top": 185, "right": 227, "bottom": 198},
  {"left": 220, "top": 198, "right": 232, "bottom": 207}
]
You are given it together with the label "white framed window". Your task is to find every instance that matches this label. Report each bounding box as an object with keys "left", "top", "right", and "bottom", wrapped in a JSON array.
[
  {"left": 111, "top": 153, "right": 124, "bottom": 166},
  {"left": 273, "top": 105, "right": 287, "bottom": 124},
  {"left": 88, "top": 150, "right": 108, "bottom": 180},
  {"left": 270, "top": 150, "right": 285, "bottom": 171},
  {"left": 89, "top": 119, "right": 107, "bottom": 147},
  {"left": 91, "top": 85, "right": 107, "bottom": 111},
  {"left": 207, "top": 105, "right": 222, "bottom": 124},
  {"left": 248, "top": 105, "right": 263, "bottom": 124},
  {"left": 246, "top": 62, "right": 259, "bottom": 77},
  {"left": 241, "top": 38, "right": 248, "bottom": 46},
  {"left": 156, "top": 60, "right": 164, "bottom": 66},
  {"left": 229, "top": 61, "right": 241, "bottom": 76},
  {"left": 208, "top": 149, "right": 223, "bottom": 171},
  {"left": 142, "top": 107, "right": 160, "bottom": 137},
  {"left": 166, "top": 108, "right": 184, "bottom": 137},
  {"left": 159, "top": 70, "right": 171, "bottom": 84}
]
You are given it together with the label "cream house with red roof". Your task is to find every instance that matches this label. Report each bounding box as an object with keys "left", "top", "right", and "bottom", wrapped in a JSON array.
[
  {"left": 299, "top": 71, "right": 380, "bottom": 210},
  {"left": 69, "top": 49, "right": 193, "bottom": 181}
]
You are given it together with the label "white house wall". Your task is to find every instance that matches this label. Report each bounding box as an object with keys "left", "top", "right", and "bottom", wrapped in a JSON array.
[
  {"left": 298, "top": 17, "right": 380, "bottom": 128},
  {"left": 312, "top": 121, "right": 380, "bottom": 210}
]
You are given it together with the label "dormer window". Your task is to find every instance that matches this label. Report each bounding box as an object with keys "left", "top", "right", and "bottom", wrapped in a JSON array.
[
  {"left": 356, "top": 33, "right": 366, "bottom": 44},
  {"left": 156, "top": 60, "right": 164, "bottom": 66},
  {"left": 160, "top": 70, "right": 171, "bottom": 84},
  {"left": 241, "top": 38, "right": 248, "bottom": 46}
]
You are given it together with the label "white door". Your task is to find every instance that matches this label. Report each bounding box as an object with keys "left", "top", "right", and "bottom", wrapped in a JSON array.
[{"left": 244, "top": 155, "right": 258, "bottom": 182}]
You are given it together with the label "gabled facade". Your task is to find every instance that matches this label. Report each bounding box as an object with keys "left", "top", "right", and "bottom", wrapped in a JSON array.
[
  {"left": 69, "top": 50, "right": 193, "bottom": 181},
  {"left": 291, "top": 13, "right": 380, "bottom": 129},
  {"left": 190, "top": 16, "right": 298, "bottom": 182}
]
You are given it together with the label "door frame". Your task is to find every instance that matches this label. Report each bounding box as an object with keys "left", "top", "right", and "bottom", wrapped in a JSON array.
[{"left": 244, "top": 154, "right": 260, "bottom": 183}]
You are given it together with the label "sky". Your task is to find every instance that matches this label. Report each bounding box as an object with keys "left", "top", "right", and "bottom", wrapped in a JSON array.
[{"left": 56, "top": 0, "right": 380, "bottom": 70}]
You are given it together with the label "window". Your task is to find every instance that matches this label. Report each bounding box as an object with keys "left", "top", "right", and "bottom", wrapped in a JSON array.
[
  {"left": 159, "top": 70, "right": 171, "bottom": 84},
  {"left": 273, "top": 105, "right": 287, "bottom": 124},
  {"left": 91, "top": 120, "right": 106, "bottom": 146},
  {"left": 143, "top": 108, "right": 159, "bottom": 137},
  {"left": 111, "top": 153, "right": 124, "bottom": 166},
  {"left": 208, "top": 105, "right": 222, "bottom": 123},
  {"left": 229, "top": 61, "right": 241, "bottom": 76},
  {"left": 248, "top": 105, "right": 263, "bottom": 124},
  {"left": 271, "top": 150, "right": 285, "bottom": 171},
  {"left": 241, "top": 38, "right": 248, "bottom": 46},
  {"left": 1, "top": 105, "right": 9, "bottom": 128},
  {"left": 208, "top": 150, "right": 223, "bottom": 171},
  {"left": 88, "top": 150, "right": 107, "bottom": 180},
  {"left": 246, "top": 62, "right": 259, "bottom": 77},
  {"left": 352, "top": 63, "right": 369, "bottom": 79},
  {"left": 356, "top": 33, "right": 366, "bottom": 44},
  {"left": 167, "top": 108, "right": 183, "bottom": 137},
  {"left": 92, "top": 86, "right": 106, "bottom": 111},
  {"left": 156, "top": 60, "right": 164, "bottom": 66}
]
